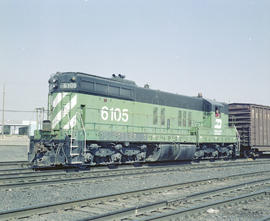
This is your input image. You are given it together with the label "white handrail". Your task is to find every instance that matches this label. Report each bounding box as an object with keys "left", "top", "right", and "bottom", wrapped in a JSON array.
[{"left": 76, "top": 112, "right": 87, "bottom": 154}]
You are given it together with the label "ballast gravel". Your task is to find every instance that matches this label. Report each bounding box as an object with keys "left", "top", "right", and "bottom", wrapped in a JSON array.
[{"left": 0, "top": 161, "right": 270, "bottom": 221}]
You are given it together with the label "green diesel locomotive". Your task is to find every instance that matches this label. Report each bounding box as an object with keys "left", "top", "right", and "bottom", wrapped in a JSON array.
[{"left": 28, "top": 72, "right": 239, "bottom": 167}]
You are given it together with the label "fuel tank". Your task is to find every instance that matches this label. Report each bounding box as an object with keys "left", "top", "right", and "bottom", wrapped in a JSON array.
[{"left": 149, "top": 144, "right": 196, "bottom": 161}]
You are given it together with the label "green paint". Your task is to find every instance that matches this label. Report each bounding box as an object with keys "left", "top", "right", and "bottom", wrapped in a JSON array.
[{"left": 40, "top": 92, "right": 237, "bottom": 145}]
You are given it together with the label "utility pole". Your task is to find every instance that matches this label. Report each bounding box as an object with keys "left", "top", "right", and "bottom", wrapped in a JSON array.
[
  {"left": 1, "top": 84, "right": 5, "bottom": 139},
  {"left": 35, "top": 107, "right": 45, "bottom": 130}
]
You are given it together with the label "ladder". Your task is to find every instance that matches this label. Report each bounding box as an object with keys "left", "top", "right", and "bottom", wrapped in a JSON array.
[
  {"left": 68, "top": 113, "right": 81, "bottom": 164},
  {"left": 70, "top": 138, "right": 83, "bottom": 164},
  {"left": 69, "top": 112, "right": 86, "bottom": 164}
]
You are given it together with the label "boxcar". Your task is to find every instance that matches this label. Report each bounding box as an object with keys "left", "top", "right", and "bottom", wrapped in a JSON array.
[{"left": 229, "top": 103, "right": 270, "bottom": 157}]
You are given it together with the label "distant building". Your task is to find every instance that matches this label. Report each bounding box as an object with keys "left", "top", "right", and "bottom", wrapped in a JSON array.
[{"left": 0, "top": 120, "right": 36, "bottom": 136}]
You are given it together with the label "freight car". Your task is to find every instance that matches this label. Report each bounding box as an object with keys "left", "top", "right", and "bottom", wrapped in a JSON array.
[
  {"left": 28, "top": 72, "right": 239, "bottom": 167},
  {"left": 229, "top": 103, "right": 270, "bottom": 158}
]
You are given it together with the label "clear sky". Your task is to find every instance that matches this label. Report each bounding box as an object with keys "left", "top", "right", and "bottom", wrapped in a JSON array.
[{"left": 0, "top": 0, "right": 269, "bottom": 121}]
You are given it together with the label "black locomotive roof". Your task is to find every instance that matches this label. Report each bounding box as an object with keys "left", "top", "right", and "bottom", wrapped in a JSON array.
[{"left": 49, "top": 72, "right": 228, "bottom": 113}]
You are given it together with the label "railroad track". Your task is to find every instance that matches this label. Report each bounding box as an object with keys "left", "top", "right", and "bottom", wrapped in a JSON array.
[
  {"left": 1, "top": 170, "right": 270, "bottom": 220},
  {"left": 1, "top": 159, "right": 270, "bottom": 190},
  {"left": 0, "top": 158, "right": 268, "bottom": 174},
  {"left": 115, "top": 190, "right": 270, "bottom": 221},
  {"left": 0, "top": 161, "right": 28, "bottom": 166},
  {"left": 0, "top": 161, "right": 29, "bottom": 170},
  {"left": 0, "top": 167, "right": 33, "bottom": 175}
]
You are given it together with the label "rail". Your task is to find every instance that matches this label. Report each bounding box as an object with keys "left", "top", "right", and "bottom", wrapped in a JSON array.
[{"left": 1, "top": 171, "right": 270, "bottom": 220}]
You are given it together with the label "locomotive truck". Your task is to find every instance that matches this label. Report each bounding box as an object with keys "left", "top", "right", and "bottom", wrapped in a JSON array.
[{"left": 28, "top": 72, "right": 239, "bottom": 167}]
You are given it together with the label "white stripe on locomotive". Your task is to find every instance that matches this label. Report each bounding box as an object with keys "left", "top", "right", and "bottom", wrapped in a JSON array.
[
  {"left": 63, "top": 114, "right": 77, "bottom": 130},
  {"left": 52, "top": 95, "right": 77, "bottom": 129},
  {"left": 52, "top": 92, "right": 68, "bottom": 109}
]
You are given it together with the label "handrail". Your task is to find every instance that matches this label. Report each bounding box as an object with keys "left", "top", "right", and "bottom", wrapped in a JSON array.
[{"left": 76, "top": 112, "right": 87, "bottom": 154}]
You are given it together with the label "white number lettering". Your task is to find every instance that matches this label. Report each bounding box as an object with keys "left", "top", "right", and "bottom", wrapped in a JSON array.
[
  {"left": 122, "top": 109, "right": 128, "bottom": 122},
  {"left": 114, "top": 108, "right": 121, "bottom": 121},
  {"left": 101, "top": 106, "right": 109, "bottom": 120},
  {"left": 101, "top": 106, "right": 129, "bottom": 122},
  {"left": 110, "top": 108, "right": 114, "bottom": 121}
]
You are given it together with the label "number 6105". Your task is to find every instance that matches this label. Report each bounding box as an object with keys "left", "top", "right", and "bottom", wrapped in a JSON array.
[{"left": 101, "top": 106, "right": 128, "bottom": 122}]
